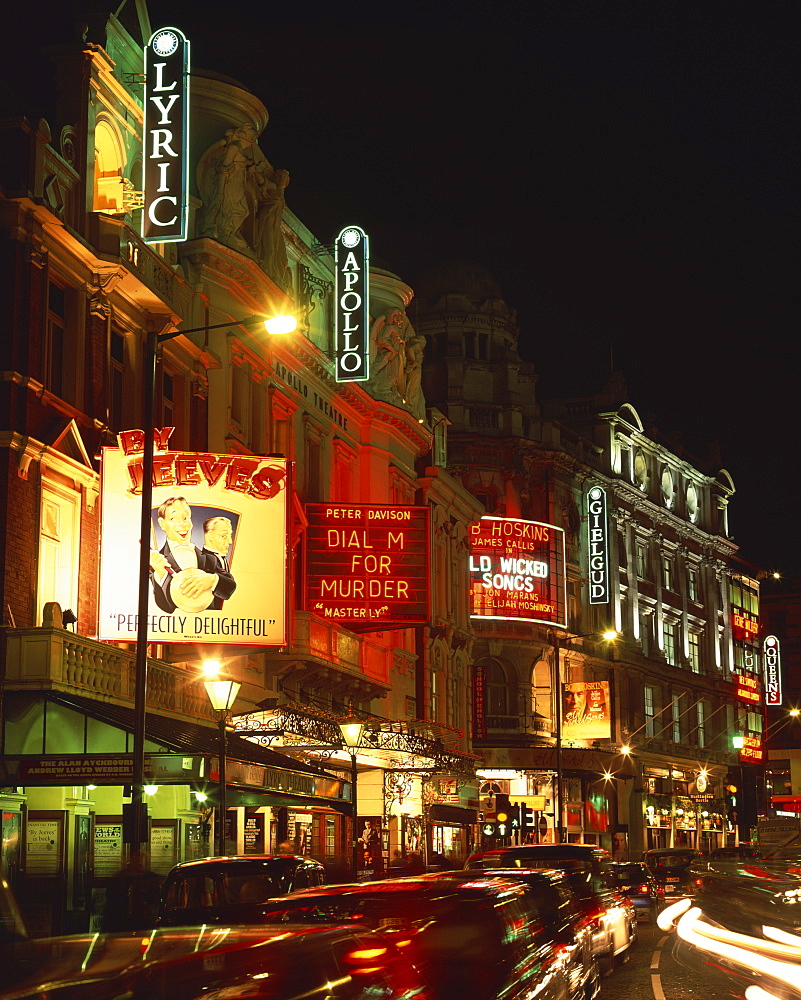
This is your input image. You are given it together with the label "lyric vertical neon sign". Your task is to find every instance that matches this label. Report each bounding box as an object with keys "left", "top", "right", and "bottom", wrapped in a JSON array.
[
  {"left": 143, "top": 27, "right": 190, "bottom": 243},
  {"left": 334, "top": 226, "right": 369, "bottom": 381},
  {"left": 587, "top": 486, "right": 610, "bottom": 604},
  {"left": 764, "top": 634, "right": 783, "bottom": 706}
]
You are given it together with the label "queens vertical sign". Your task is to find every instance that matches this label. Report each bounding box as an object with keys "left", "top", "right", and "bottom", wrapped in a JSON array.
[
  {"left": 143, "top": 27, "right": 190, "bottom": 243},
  {"left": 764, "top": 634, "right": 783, "bottom": 707},
  {"left": 335, "top": 226, "right": 369, "bottom": 382},
  {"left": 587, "top": 486, "right": 610, "bottom": 604}
]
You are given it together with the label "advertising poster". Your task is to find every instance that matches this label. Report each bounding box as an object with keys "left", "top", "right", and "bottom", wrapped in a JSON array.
[
  {"left": 469, "top": 516, "right": 566, "bottom": 626},
  {"left": 358, "top": 817, "right": 384, "bottom": 873},
  {"left": 562, "top": 680, "right": 611, "bottom": 741},
  {"left": 99, "top": 431, "right": 289, "bottom": 645},
  {"left": 304, "top": 503, "right": 429, "bottom": 631}
]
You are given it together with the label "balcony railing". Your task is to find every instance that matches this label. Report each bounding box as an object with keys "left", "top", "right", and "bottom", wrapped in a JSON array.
[{"left": 3, "top": 626, "right": 213, "bottom": 722}]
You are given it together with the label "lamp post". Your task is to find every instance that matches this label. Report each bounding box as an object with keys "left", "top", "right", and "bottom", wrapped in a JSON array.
[
  {"left": 547, "top": 628, "right": 619, "bottom": 844},
  {"left": 130, "top": 313, "right": 294, "bottom": 866},
  {"left": 203, "top": 673, "right": 242, "bottom": 856},
  {"left": 339, "top": 715, "right": 365, "bottom": 879}
]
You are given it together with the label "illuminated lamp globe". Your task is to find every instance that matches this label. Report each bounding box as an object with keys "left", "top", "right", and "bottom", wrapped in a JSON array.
[{"left": 264, "top": 315, "right": 297, "bottom": 336}]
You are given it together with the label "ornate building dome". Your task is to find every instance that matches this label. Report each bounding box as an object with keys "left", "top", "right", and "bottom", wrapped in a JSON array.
[{"left": 413, "top": 259, "right": 505, "bottom": 309}]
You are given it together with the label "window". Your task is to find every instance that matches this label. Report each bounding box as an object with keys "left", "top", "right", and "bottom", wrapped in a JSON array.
[
  {"left": 688, "top": 632, "right": 701, "bottom": 673},
  {"left": 46, "top": 282, "right": 66, "bottom": 397},
  {"left": 663, "top": 622, "right": 678, "bottom": 666},
  {"left": 697, "top": 701, "right": 706, "bottom": 747},
  {"left": 636, "top": 544, "right": 647, "bottom": 579},
  {"left": 230, "top": 348, "right": 268, "bottom": 453},
  {"left": 109, "top": 329, "right": 126, "bottom": 431},
  {"left": 484, "top": 662, "right": 509, "bottom": 721},
  {"left": 661, "top": 555, "right": 673, "bottom": 591},
  {"left": 672, "top": 696, "right": 683, "bottom": 743},
  {"left": 430, "top": 665, "right": 440, "bottom": 722},
  {"left": 688, "top": 566, "right": 699, "bottom": 601},
  {"left": 644, "top": 685, "right": 656, "bottom": 738},
  {"left": 38, "top": 484, "right": 80, "bottom": 625}
]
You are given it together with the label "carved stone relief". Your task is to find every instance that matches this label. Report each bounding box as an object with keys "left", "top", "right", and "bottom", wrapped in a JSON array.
[
  {"left": 196, "top": 123, "right": 291, "bottom": 291},
  {"left": 366, "top": 308, "right": 427, "bottom": 420}
]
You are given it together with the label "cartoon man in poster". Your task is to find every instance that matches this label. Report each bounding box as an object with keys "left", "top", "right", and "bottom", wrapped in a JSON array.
[{"left": 149, "top": 496, "right": 236, "bottom": 613}]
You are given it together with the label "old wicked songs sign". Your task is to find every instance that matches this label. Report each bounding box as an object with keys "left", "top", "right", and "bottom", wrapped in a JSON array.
[
  {"left": 304, "top": 503, "right": 429, "bottom": 630},
  {"left": 99, "top": 430, "right": 289, "bottom": 645},
  {"left": 469, "top": 516, "right": 567, "bottom": 627}
]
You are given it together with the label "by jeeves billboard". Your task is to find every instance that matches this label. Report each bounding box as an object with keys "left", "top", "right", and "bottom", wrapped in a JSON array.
[
  {"left": 143, "top": 27, "right": 189, "bottom": 242},
  {"left": 304, "top": 503, "right": 429, "bottom": 630},
  {"left": 98, "top": 430, "right": 289, "bottom": 645},
  {"left": 468, "top": 516, "right": 566, "bottom": 626}
]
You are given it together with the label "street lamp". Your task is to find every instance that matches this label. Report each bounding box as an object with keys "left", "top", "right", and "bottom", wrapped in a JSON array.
[
  {"left": 130, "top": 312, "right": 295, "bottom": 866},
  {"left": 203, "top": 673, "right": 242, "bottom": 856},
  {"left": 547, "top": 628, "right": 620, "bottom": 843},
  {"left": 338, "top": 715, "right": 365, "bottom": 878}
]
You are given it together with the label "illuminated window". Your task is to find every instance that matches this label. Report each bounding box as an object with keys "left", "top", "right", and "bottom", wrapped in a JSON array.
[
  {"left": 636, "top": 544, "right": 648, "bottom": 579},
  {"left": 644, "top": 685, "right": 656, "bottom": 737},
  {"left": 663, "top": 622, "right": 678, "bottom": 666},
  {"left": 93, "top": 119, "right": 125, "bottom": 214},
  {"left": 671, "top": 695, "right": 683, "bottom": 743},
  {"left": 697, "top": 701, "right": 707, "bottom": 747},
  {"left": 688, "top": 566, "right": 699, "bottom": 601},
  {"left": 688, "top": 632, "right": 701, "bottom": 673},
  {"left": 38, "top": 483, "right": 80, "bottom": 625},
  {"left": 430, "top": 666, "right": 440, "bottom": 722}
]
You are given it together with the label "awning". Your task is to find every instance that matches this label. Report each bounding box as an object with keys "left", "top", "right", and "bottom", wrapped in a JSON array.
[
  {"left": 39, "top": 691, "right": 339, "bottom": 782},
  {"left": 429, "top": 804, "right": 477, "bottom": 824}
]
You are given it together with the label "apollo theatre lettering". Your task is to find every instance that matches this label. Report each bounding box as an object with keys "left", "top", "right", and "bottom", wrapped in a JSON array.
[
  {"left": 587, "top": 486, "right": 610, "bottom": 604},
  {"left": 334, "top": 226, "right": 369, "bottom": 382},
  {"left": 143, "top": 27, "right": 190, "bottom": 243}
]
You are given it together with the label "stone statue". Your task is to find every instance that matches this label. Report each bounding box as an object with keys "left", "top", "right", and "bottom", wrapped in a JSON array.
[
  {"left": 197, "top": 124, "right": 291, "bottom": 289},
  {"left": 254, "top": 165, "right": 291, "bottom": 290},
  {"left": 366, "top": 309, "right": 426, "bottom": 419}
]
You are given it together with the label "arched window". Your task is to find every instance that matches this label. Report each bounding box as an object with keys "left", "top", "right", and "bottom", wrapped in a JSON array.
[
  {"left": 94, "top": 119, "right": 125, "bottom": 214},
  {"left": 484, "top": 661, "right": 509, "bottom": 718}
]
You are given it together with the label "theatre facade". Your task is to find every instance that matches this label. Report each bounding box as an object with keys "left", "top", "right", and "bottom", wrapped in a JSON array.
[{"left": 0, "top": 11, "right": 478, "bottom": 935}]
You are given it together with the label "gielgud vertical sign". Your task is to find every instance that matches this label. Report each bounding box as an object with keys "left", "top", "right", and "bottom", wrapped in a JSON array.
[
  {"left": 142, "top": 27, "right": 190, "bottom": 243},
  {"left": 98, "top": 430, "right": 289, "bottom": 645}
]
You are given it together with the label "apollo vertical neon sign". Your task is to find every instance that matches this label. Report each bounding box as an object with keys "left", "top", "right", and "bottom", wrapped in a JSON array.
[
  {"left": 334, "top": 226, "right": 369, "bottom": 382},
  {"left": 143, "top": 27, "right": 190, "bottom": 243},
  {"left": 587, "top": 486, "right": 610, "bottom": 604},
  {"left": 764, "top": 635, "right": 783, "bottom": 706}
]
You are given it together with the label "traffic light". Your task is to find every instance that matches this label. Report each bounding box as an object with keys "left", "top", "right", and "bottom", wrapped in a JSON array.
[
  {"left": 725, "top": 772, "right": 739, "bottom": 823},
  {"left": 520, "top": 804, "right": 535, "bottom": 836},
  {"left": 495, "top": 794, "right": 515, "bottom": 825}
]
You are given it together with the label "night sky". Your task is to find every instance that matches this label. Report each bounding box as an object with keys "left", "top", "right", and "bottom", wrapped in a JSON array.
[{"left": 12, "top": 1, "right": 801, "bottom": 572}]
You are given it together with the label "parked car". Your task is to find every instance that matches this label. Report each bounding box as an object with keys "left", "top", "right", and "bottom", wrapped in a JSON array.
[
  {"left": 463, "top": 844, "right": 637, "bottom": 973},
  {"left": 259, "top": 873, "right": 593, "bottom": 1000},
  {"left": 658, "top": 859, "right": 801, "bottom": 1000},
  {"left": 1, "top": 923, "right": 432, "bottom": 1000},
  {"left": 608, "top": 861, "right": 664, "bottom": 921},
  {"left": 158, "top": 854, "right": 326, "bottom": 927},
  {"left": 642, "top": 848, "right": 701, "bottom": 899},
  {"left": 423, "top": 868, "right": 600, "bottom": 1000}
]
